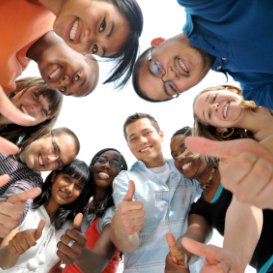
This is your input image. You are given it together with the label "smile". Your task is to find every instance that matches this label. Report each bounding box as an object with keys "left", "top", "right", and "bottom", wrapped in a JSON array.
[
  {"left": 223, "top": 102, "right": 230, "bottom": 119},
  {"left": 70, "top": 18, "right": 79, "bottom": 41}
]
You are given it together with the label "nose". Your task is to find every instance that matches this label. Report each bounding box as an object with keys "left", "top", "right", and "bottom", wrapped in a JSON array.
[
  {"left": 59, "top": 75, "right": 71, "bottom": 87},
  {"left": 64, "top": 183, "right": 74, "bottom": 193}
]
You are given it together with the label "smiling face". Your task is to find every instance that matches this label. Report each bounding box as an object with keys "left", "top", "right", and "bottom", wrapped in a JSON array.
[
  {"left": 38, "top": 41, "right": 99, "bottom": 96},
  {"left": 194, "top": 89, "right": 243, "bottom": 128},
  {"left": 21, "top": 132, "right": 77, "bottom": 171},
  {"left": 170, "top": 134, "right": 203, "bottom": 179},
  {"left": 50, "top": 173, "right": 84, "bottom": 206},
  {"left": 11, "top": 87, "right": 52, "bottom": 125},
  {"left": 53, "top": 0, "right": 130, "bottom": 57},
  {"left": 125, "top": 118, "right": 164, "bottom": 167},
  {"left": 92, "top": 150, "right": 123, "bottom": 188},
  {"left": 137, "top": 34, "right": 212, "bottom": 101}
]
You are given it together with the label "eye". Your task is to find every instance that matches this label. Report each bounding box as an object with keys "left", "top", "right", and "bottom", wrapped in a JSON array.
[
  {"left": 99, "top": 18, "right": 106, "bottom": 32},
  {"left": 73, "top": 73, "right": 80, "bottom": 82},
  {"left": 151, "top": 61, "right": 163, "bottom": 76},
  {"left": 91, "top": 44, "right": 98, "bottom": 54},
  {"left": 41, "top": 108, "right": 48, "bottom": 118},
  {"left": 32, "top": 92, "right": 39, "bottom": 100}
]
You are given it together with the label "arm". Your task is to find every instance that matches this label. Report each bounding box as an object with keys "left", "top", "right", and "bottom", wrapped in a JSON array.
[
  {"left": 110, "top": 180, "right": 145, "bottom": 253},
  {"left": 223, "top": 196, "right": 263, "bottom": 271},
  {"left": 75, "top": 224, "right": 116, "bottom": 273}
]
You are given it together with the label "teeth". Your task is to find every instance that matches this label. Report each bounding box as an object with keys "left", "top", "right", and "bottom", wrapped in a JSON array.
[
  {"left": 70, "top": 19, "right": 79, "bottom": 41},
  {"left": 140, "top": 146, "right": 151, "bottom": 153},
  {"left": 49, "top": 67, "right": 61, "bottom": 80},
  {"left": 182, "top": 162, "right": 192, "bottom": 171},
  {"left": 223, "top": 103, "right": 229, "bottom": 119},
  {"left": 20, "top": 105, "right": 28, "bottom": 115},
  {"left": 98, "top": 172, "right": 109, "bottom": 179},
  {"left": 178, "top": 59, "right": 189, "bottom": 74},
  {"left": 38, "top": 155, "right": 44, "bottom": 166}
]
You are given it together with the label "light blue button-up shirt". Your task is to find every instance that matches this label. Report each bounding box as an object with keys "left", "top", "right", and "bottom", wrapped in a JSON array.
[{"left": 112, "top": 159, "right": 202, "bottom": 273}]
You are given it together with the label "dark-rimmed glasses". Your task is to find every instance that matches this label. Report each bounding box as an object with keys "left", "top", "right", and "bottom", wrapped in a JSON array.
[{"left": 94, "top": 156, "right": 123, "bottom": 170}]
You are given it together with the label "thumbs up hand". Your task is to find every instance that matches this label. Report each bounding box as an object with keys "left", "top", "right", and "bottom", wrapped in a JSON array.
[
  {"left": 114, "top": 180, "right": 145, "bottom": 236},
  {"left": 165, "top": 232, "right": 190, "bottom": 273},
  {"left": 8, "top": 219, "right": 45, "bottom": 255},
  {"left": 56, "top": 213, "right": 87, "bottom": 264}
]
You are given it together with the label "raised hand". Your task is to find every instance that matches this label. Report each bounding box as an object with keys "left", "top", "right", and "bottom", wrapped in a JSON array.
[
  {"left": 0, "top": 187, "right": 41, "bottom": 238},
  {"left": 181, "top": 237, "right": 243, "bottom": 273},
  {"left": 8, "top": 219, "right": 45, "bottom": 255},
  {"left": 56, "top": 213, "right": 87, "bottom": 264},
  {"left": 117, "top": 180, "right": 145, "bottom": 235},
  {"left": 165, "top": 232, "right": 189, "bottom": 273},
  {"left": 185, "top": 137, "right": 273, "bottom": 209}
]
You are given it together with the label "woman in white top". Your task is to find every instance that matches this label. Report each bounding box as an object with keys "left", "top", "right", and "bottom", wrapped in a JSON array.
[{"left": 0, "top": 159, "right": 92, "bottom": 273}]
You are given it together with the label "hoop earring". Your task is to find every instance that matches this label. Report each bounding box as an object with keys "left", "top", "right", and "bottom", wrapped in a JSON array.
[{"left": 221, "top": 128, "right": 235, "bottom": 139}]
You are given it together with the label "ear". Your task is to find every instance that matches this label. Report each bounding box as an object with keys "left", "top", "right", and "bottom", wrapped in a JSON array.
[
  {"left": 150, "top": 37, "right": 165, "bottom": 47},
  {"left": 159, "top": 130, "right": 164, "bottom": 141}
]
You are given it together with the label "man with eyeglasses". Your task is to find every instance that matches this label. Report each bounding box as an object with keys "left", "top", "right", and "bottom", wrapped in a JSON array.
[
  {"left": 110, "top": 113, "right": 202, "bottom": 273},
  {"left": 132, "top": 0, "right": 273, "bottom": 109},
  {"left": 0, "top": 127, "right": 80, "bottom": 239}
]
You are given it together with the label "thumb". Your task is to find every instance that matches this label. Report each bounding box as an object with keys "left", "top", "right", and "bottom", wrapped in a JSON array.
[
  {"left": 73, "top": 213, "right": 83, "bottom": 230},
  {"left": 123, "top": 180, "right": 135, "bottom": 202},
  {"left": 182, "top": 237, "right": 211, "bottom": 258},
  {"left": 0, "top": 174, "right": 10, "bottom": 187},
  {"left": 8, "top": 187, "right": 42, "bottom": 204},
  {"left": 34, "top": 219, "right": 46, "bottom": 240},
  {"left": 166, "top": 232, "right": 185, "bottom": 264}
]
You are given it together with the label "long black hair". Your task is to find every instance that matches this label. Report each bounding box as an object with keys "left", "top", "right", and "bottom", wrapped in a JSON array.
[
  {"left": 32, "top": 159, "right": 92, "bottom": 230},
  {"left": 88, "top": 148, "right": 127, "bottom": 217},
  {"left": 103, "top": 0, "right": 143, "bottom": 88}
]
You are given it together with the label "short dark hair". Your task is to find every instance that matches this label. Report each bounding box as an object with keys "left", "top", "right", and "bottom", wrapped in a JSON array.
[
  {"left": 32, "top": 159, "right": 91, "bottom": 230},
  {"left": 172, "top": 126, "right": 192, "bottom": 138},
  {"left": 123, "top": 112, "right": 160, "bottom": 139},
  {"left": 103, "top": 0, "right": 143, "bottom": 88}
]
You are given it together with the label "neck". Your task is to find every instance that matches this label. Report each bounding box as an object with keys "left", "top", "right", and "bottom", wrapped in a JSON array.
[
  {"left": 144, "top": 156, "right": 166, "bottom": 168},
  {"left": 37, "top": 0, "right": 63, "bottom": 15},
  {"left": 93, "top": 187, "right": 109, "bottom": 203},
  {"left": 44, "top": 199, "right": 60, "bottom": 222}
]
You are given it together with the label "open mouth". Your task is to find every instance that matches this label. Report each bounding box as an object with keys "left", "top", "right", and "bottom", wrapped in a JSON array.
[
  {"left": 223, "top": 102, "right": 230, "bottom": 119},
  {"left": 98, "top": 171, "right": 110, "bottom": 179},
  {"left": 70, "top": 18, "right": 79, "bottom": 41},
  {"left": 139, "top": 146, "right": 152, "bottom": 153},
  {"left": 175, "top": 58, "right": 190, "bottom": 76}
]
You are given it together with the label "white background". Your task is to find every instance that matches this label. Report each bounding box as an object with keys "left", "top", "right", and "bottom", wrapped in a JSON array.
[{"left": 21, "top": 0, "right": 255, "bottom": 271}]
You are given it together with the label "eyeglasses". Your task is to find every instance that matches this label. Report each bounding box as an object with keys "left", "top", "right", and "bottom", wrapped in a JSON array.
[
  {"left": 94, "top": 157, "right": 124, "bottom": 170},
  {"left": 51, "top": 132, "right": 64, "bottom": 169},
  {"left": 147, "top": 48, "right": 181, "bottom": 99}
]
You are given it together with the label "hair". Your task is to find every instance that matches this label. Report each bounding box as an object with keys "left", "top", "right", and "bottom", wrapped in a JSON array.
[
  {"left": 123, "top": 112, "right": 160, "bottom": 140},
  {"left": 19, "top": 127, "right": 80, "bottom": 157},
  {"left": 172, "top": 126, "right": 218, "bottom": 169},
  {"left": 32, "top": 159, "right": 91, "bottom": 230},
  {"left": 0, "top": 77, "right": 63, "bottom": 144},
  {"left": 88, "top": 148, "right": 128, "bottom": 218},
  {"left": 103, "top": 0, "right": 143, "bottom": 89},
  {"left": 193, "top": 85, "right": 256, "bottom": 141}
]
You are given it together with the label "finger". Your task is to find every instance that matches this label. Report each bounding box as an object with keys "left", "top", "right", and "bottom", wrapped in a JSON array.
[
  {"left": 0, "top": 86, "right": 35, "bottom": 126},
  {"left": 166, "top": 232, "right": 185, "bottom": 264},
  {"left": 0, "top": 174, "right": 10, "bottom": 187},
  {"left": 34, "top": 219, "right": 46, "bottom": 240},
  {"left": 73, "top": 213, "right": 83, "bottom": 231},
  {"left": 185, "top": 137, "right": 262, "bottom": 161},
  {"left": 123, "top": 180, "right": 135, "bottom": 202},
  {"left": 0, "top": 137, "right": 19, "bottom": 154},
  {"left": 8, "top": 187, "right": 41, "bottom": 204}
]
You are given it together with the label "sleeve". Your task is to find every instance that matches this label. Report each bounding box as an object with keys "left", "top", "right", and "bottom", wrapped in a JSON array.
[
  {"left": 242, "top": 83, "right": 273, "bottom": 109},
  {"left": 189, "top": 198, "right": 212, "bottom": 225},
  {"left": 97, "top": 207, "right": 115, "bottom": 233},
  {"left": 112, "top": 171, "right": 131, "bottom": 207}
]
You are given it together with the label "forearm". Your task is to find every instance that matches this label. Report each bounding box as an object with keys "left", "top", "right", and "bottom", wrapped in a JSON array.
[
  {"left": 0, "top": 246, "right": 20, "bottom": 269},
  {"left": 110, "top": 226, "right": 139, "bottom": 253},
  {"left": 223, "top": 196, "right": 263, "bottom": 270},
  {"left": 179, "top": 214, "right": 212, "bottom": 263}
]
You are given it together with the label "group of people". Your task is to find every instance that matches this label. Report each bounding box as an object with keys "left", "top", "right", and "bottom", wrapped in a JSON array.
[{"left": 0, "top": 0, "right": 273, "bottom": 273}]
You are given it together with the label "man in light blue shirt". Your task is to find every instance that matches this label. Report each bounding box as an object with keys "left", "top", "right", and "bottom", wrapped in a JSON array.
[{"left": 110, "top": 112, "right": 202, "bottom": 273}]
